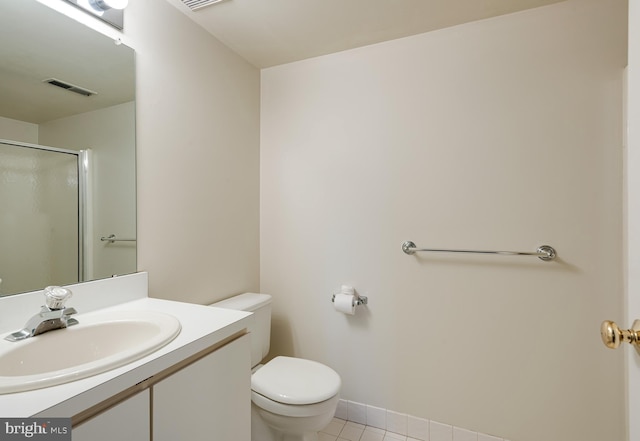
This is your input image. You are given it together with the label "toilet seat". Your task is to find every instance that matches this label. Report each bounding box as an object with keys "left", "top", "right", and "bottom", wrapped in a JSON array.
[
  {"left": 251, "top": 390, "right": 340, "bottom": 418},
  {"left": 251, "top": 356, "right": 341, "bottom": 405}
]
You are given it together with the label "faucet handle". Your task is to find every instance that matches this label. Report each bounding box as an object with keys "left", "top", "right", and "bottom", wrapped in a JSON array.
[{"left": 43, "top": 286, "right": 73, "bottom": 310}]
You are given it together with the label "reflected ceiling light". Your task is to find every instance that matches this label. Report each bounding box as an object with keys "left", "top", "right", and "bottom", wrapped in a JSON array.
[
  {"left": 89, "top": 0, "right": 129, "bottom": 11},
  {"left": 58, "top": 0, "right": 126, "bottom": 29},
  {"left": 77, "top": 0, "right": 103, "bottom": 16},
  {"left": 36, "top": 0, "right": 122, "bottom": 36}
]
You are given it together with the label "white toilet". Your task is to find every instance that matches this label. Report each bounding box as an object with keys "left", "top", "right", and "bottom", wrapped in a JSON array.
[{"left": 212, "top": 293, "right": 341, "bottom": 441}]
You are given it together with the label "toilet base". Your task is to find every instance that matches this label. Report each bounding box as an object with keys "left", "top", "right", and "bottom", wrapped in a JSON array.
[{"left": 251, "top": 402, "right": 333, "bottom": 441}]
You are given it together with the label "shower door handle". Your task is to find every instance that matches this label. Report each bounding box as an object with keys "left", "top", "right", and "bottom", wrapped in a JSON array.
[{"left": 601, "top": 320, "right": 640, "bottom": 354}]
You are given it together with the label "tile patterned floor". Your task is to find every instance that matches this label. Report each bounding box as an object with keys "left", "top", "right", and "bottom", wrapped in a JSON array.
[{"left": 319, "top": 418, "right": 422, "bottom": 441}]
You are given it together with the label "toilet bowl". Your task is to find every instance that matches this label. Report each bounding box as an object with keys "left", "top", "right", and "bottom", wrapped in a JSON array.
[{"left": 212, "top": 293, "right": 341, "bottom": 441}]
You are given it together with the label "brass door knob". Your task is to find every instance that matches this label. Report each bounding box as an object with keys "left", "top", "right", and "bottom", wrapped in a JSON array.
[{"left": 601, "top": 320, "right": 640, "bottom": 353}]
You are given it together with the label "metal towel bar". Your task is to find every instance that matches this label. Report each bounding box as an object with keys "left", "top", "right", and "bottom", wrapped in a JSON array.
[
  {"left": 401, "top": 241, "right": 556, "bottom": 261},
  {"left": 100, "top": 234, "right": 136, "bottom": 243}
]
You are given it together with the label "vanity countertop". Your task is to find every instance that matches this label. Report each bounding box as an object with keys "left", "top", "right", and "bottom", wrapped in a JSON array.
[{"left": 0, "top": 297, "right": 252, "bottom": 418}]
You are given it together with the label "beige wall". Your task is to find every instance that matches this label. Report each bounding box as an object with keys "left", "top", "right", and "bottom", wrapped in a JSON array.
[
  {"left": 123, "top": 0, "right": 261, "bottom": 303},
  {"left": 260, "top": 1, "right": 626, "bottom": 440},
  {"left": 0, "top": 116, "right": 38, "bottom": 143}
]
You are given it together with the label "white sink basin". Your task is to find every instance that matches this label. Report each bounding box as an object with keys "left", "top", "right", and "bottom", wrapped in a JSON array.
[{"left": 0, "top": 309, "right": 181, "bottom": 394}]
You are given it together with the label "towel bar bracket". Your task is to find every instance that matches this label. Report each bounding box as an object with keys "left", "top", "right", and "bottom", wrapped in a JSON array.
[{"left": 536, "top": 245, "right": 556, "bottom": 261}]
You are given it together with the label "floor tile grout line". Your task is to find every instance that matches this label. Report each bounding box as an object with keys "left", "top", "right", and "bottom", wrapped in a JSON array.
[{"left": 320, "top": 417, "right": 417, "bottom": 441}]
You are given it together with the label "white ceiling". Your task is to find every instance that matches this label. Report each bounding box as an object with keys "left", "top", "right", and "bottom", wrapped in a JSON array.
[
  {"left": 0, "top": 0, "right": 566, "bottom": 124},
  {"left": 164, "top": 0, "right": 567, "bottom": 68}
]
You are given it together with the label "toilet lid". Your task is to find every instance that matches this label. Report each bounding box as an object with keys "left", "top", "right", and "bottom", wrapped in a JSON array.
[{"left": 251, "top": 356, "right": 341, "bottom": 405}]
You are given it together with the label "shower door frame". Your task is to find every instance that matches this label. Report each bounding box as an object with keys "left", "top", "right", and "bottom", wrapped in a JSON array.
[{"left": 0, "top": 138, "right": 90, "bottom": 284}]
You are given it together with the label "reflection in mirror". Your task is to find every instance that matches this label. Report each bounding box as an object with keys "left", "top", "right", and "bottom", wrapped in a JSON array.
[{"left": 0, "top": 0, "right": 136, "bottom": 296}]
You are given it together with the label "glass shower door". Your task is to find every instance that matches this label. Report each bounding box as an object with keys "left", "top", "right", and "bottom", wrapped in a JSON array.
[{"left": 0, "top": 140, "right": 80, "bottom": 295}]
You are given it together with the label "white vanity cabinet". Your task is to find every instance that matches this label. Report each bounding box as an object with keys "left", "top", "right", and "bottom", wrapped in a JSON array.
[
  {"left": 73, "top": 390, "right": 150, "bottom": 441},
  {"left": 4, "top": 288, "right": 253, "bottom": 439},
  {"left": 153, "top": 333, "right": 251, "bottom": 441},
  {"left": 71, "top": 334, "right": 251, "bottom": 441}
]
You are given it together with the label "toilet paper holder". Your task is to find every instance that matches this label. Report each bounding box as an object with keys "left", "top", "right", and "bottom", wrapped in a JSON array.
[{"left": 331, "top": 293, "right": 368, "bottom": 306}]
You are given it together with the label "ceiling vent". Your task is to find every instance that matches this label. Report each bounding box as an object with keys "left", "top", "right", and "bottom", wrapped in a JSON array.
[
  {"left": 181, "top": 0, "right": 227, "bottom": 11},
  {"left": 43, "top": 78, "right": 97, "bottom": 97}
]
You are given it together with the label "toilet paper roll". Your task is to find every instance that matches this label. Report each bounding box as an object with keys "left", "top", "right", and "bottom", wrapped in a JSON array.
[{"left": 333, "top": 293, "right": 356, "bottom": 315}]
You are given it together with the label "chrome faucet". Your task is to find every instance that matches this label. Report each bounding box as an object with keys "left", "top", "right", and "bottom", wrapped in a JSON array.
[{"left": 4, "top": 286, "right": 78, "bottom": 342}]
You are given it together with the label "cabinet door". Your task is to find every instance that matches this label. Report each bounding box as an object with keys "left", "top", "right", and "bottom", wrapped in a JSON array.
[
  {"left": 153, "top": 334, "right": 251, "bottom": 441},
  {"left": 73, "top": 389, "right": 150, "bottom": 441}
]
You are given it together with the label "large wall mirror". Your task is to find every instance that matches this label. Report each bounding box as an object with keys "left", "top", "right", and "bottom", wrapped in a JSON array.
[{"left": 0, "top": 0, "right": 136, "bottom": 296}]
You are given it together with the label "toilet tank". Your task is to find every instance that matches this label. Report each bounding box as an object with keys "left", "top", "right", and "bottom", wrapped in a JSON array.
[{"left": 211, "top": 293, "right": 272, "bottom": 367}]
